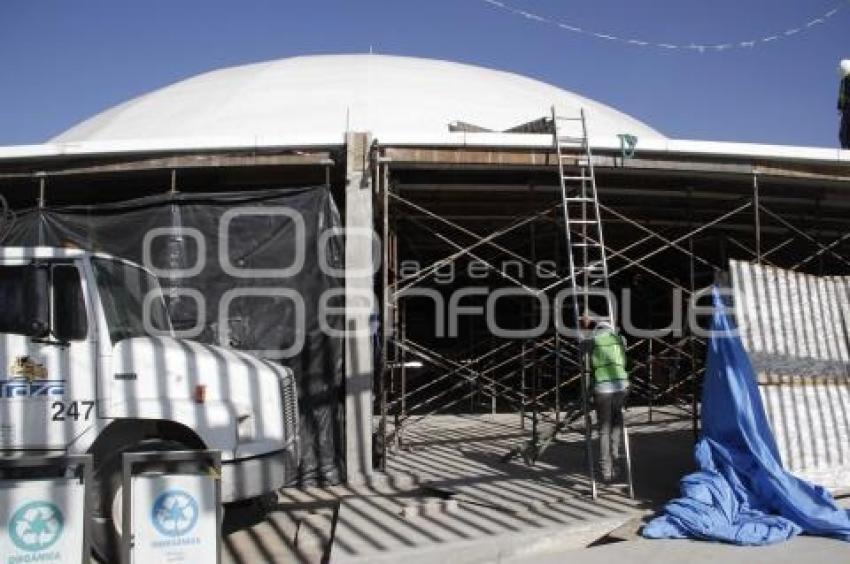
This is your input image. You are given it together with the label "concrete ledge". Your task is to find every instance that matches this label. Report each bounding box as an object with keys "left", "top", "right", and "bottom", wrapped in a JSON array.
[{"left": 330, "top": 495, "right": 636, "bottom": 564}]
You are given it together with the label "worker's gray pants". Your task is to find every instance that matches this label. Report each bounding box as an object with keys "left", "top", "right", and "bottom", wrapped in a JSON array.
[
  {"left": 594, "top": 389, "right": 628, "bottom": 476},
  {"left": 842, "top": 111, "right": 850, "bottom": 149}
]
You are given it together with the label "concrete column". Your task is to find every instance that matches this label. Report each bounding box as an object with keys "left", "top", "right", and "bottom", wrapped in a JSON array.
[{"left": 344, "top": 131, "right": 375, "bottom": 485}]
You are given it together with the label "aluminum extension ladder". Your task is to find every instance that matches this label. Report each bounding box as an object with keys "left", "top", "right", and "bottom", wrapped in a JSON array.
[{"left": 553, "top": 106, "right": 635, "bottom": 500}]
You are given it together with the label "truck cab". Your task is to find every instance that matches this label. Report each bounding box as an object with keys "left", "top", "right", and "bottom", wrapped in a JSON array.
[{"left": 0, "top": 246, "right": 299, "bottom": 557}]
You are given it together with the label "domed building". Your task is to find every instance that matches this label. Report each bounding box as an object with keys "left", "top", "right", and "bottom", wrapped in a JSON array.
[
  {"left": 53, "top": 54, "right": 663, "bottom": 145},
  {"left": 1, "top": 54, "right": 849, "bottom": 492}
]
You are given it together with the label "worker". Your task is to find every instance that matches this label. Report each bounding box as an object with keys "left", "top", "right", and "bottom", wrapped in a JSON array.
[
  {"left": 840, "top": 59, "right": 850, "bottom": 150},
  {"left": 582, "top": 314, "right": 630, "bottom": 482}
]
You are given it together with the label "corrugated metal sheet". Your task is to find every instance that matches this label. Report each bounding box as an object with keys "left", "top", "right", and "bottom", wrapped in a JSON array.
[{"left": 730, "top": 260, "right": 850, "bottom": 490}]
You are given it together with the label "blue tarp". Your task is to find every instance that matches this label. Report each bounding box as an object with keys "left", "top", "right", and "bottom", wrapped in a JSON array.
[{"left": 643, "top": 287, "right": 850, "bottom": 545}]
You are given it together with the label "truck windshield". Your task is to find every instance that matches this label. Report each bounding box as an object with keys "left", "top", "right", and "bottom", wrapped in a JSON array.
[{"left": 91, "top": 257, "right": 171, "bottom": 343}]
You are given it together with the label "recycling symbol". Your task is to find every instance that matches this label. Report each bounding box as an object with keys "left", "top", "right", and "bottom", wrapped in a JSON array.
[
  {"left": 9, "top": 501, "right": 64, "bottom": 552},
  {"left": 151, "top": 489, "right": 199, "bottom": 537}
]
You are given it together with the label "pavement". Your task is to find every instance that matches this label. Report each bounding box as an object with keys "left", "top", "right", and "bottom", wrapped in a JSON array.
[
  {"left": 509, "top": 536, "right": 850, "bottom": 564},
  {"left": 218, "top": 408, "right": 850, "bottom": 564}
]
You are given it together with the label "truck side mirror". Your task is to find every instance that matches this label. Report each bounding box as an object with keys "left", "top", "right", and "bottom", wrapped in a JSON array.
[{"left": 25, "top": 265, "right": 51, "bottom": 338}]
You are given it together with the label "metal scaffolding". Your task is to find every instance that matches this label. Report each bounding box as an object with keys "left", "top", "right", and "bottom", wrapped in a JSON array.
[{"left": 370, "top": 137, "right": 850, "bottom": 497}]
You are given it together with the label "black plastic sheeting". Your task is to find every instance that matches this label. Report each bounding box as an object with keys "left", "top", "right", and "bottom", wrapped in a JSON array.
[{"left": 2, "top": 187, "right": 345, "bottom": 485}]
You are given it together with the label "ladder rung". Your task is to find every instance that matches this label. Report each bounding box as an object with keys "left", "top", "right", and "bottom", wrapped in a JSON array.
[{"left": 552, "top": 109, "right": 613, "bottom": 303}]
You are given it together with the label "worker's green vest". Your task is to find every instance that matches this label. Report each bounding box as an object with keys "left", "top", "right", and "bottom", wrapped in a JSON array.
[{"left": 591, "top": 329, "right": 628, "bottom": 384}]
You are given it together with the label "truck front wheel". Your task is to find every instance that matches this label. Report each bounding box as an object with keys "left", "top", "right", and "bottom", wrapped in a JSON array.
[{"left": 90, "top": 439, "right": 195, "bottom": 563}]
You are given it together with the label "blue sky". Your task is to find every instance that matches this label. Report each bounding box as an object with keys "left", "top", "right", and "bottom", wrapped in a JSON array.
[{"left": 0, "top": 0, "right": 847, "bottom": 146}]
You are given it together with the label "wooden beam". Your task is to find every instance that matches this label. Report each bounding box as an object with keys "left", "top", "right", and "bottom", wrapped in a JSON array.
[
  {"left": 0, "top": 151, "right": 335, "bottom": 179},
  {"left": 382, "top": 146, "right": 850, "bottom": 182}
]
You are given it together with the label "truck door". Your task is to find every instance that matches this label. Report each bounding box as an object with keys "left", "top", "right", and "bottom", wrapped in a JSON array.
[{"left": 0, "top": 262, "right": 97, "bottom": 450}]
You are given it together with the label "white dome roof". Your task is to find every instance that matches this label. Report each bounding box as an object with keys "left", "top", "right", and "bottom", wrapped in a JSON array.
[{"left": 52, "top": 54, "right": 663, "bottom": 145}]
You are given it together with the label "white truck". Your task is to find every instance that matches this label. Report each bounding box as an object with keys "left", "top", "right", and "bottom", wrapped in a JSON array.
[{"left": 0, "top": 246, "right": 299, "bottom": 560}]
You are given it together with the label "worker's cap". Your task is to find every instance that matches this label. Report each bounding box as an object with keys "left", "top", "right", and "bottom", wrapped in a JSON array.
[{"left": 840, "top": 59, "right": 850, "bottom": 77}]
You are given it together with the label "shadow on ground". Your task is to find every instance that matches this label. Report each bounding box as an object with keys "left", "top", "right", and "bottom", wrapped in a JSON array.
[{"left": 220, "top": 407, "right": 697, "bottom": 563}]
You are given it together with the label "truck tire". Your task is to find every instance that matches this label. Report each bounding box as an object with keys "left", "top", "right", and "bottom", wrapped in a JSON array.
[{"left": 90, "top": 439, "right": 195, "bottom": 563}]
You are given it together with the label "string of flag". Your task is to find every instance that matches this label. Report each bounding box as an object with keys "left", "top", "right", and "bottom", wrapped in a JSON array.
[{"left": 480, "top": 0, "right": 847, "bottom": 52}]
